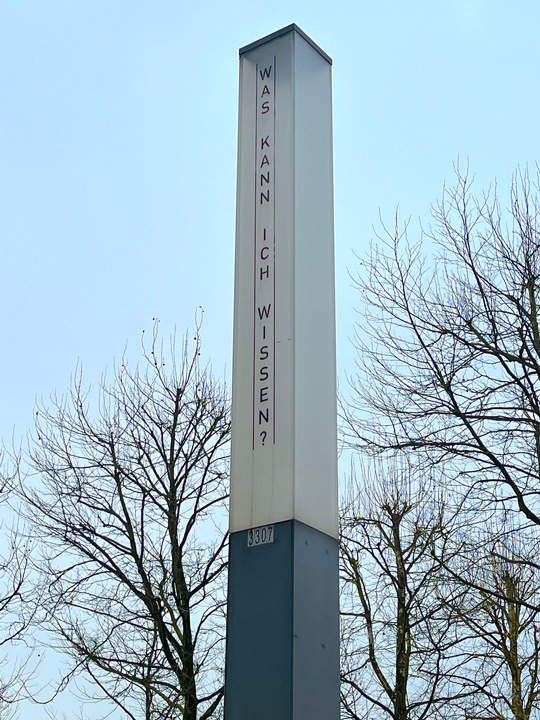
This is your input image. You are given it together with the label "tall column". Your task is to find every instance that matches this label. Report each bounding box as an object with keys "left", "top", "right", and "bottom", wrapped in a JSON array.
[{"left": 224, "top": 24, "right": 339, "bottom": 720}]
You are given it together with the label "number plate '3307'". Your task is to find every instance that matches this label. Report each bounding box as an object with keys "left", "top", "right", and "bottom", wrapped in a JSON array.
[{"left": 247, "top": 525, "right": 275, "bottom": 547}]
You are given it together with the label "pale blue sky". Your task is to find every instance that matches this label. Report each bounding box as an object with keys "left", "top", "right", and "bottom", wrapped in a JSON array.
[
  {"left": 1, "top": 1, "right": 540, "bottom": 716},
  {"left": 3, "top": 1, "right": 540, "bottom": 446}
]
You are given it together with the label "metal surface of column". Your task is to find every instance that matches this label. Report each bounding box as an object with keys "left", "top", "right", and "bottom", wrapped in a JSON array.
[{"left": 225, "top": 24, "right": 339, "bottom": 720}]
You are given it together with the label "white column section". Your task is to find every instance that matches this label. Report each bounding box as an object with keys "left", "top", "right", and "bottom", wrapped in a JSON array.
[{"left": 231, "top": 25, "right": 337, "bottom": 539}]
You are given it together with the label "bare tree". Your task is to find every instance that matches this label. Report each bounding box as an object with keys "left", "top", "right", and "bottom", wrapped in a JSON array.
[
  {"left": 437, "top": 520, "right": 540, "bottom": 720},
  {"left": 340, "top": 458, "right": 476, "bottom": 720},
  {"left": 18, "top": 323, "right": 230, "bottom": 719},
  {"left": 0, "top": 459, "right": 37, "bottom": 720},
  {"left": 344, "top": 167, "right": 540, "bottom": 526}
]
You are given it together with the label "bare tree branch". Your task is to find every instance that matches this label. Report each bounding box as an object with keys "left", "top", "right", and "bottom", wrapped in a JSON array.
[{"left": 18, "top": 321, "right": 230, "bottom": 719}]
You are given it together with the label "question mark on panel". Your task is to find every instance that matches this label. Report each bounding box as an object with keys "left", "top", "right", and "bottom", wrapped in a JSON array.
[{"left": 260, "top": 431, "right": 267, "bottom": 446}]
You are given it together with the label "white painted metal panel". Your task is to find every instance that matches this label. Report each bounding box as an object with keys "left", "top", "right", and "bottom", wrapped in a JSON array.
[{"left": 230, "top": 25, "right": 338, "bottom": 539}]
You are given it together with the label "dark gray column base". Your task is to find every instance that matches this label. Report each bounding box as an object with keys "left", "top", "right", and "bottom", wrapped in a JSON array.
[{"left": 224, "top": 519, "right": 339, "bottom": 720}]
